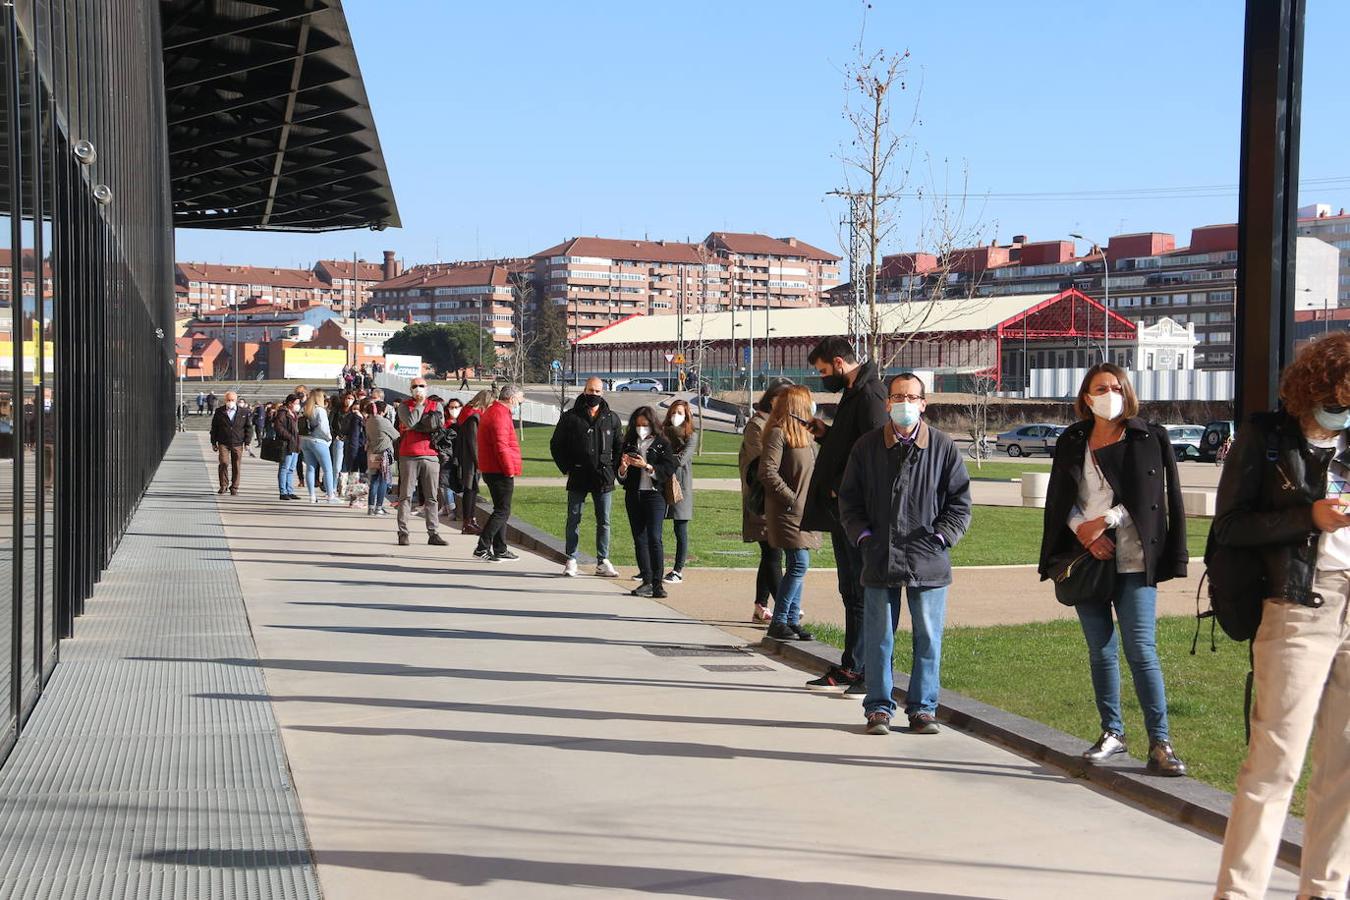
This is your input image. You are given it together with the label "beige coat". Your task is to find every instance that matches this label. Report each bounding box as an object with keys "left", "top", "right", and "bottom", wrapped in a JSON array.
[
  {"left": 761, "top": 425, "right": 820, "bottom": 551},
  {"left": 739, "top": 413, "right": 768, "bottom": 542}
]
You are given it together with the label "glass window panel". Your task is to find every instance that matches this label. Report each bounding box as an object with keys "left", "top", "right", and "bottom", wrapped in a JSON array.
[
  {"left": 0, "top": 6, "right": 14, "bottom": 736},
  {"left": 38, "top": 75, "right": 52, "bottom": 672},
  {"left": 15, "top": 22, "right": 37, "bottom": 708}
]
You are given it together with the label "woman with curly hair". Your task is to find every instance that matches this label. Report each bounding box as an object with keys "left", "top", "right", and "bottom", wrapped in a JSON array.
[{"left": 1213, "top": 332, "right": 1350, "bottom": 899}]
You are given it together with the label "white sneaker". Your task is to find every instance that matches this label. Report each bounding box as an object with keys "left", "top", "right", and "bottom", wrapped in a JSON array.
[
  {"left": 563, "top": 559, "right": 578, "bottom": 577},
  {"left": 595, "top": 559, "right": 619, "bottom": 577}
]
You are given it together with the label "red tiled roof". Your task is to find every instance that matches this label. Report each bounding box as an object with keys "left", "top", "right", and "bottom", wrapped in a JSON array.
[
  {"left": 532, "top": 236, "right": 707, "bottom": 265},
  {"left": 707, "top": 232, "right": 840, "bottom": 262},
  {"left": 177, "top": 262, "right": 327, "bottom": 290},
  {"left": 315, "top": 259, "right": 385, "bottom": 281},
  {"left": 372, "top": 263, "right": 512, "bottom": 293}
]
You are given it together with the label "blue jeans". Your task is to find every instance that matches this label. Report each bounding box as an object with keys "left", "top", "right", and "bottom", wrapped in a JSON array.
[
  {"left": 330, "top": 438, "right": 345, "bottom": 476},
  {"left": 301, "top": 438, "right": 336, "bottom": 498},
  {"left": 368, "top": 469, "right": 390, "bottom": 510},
  {"left": 862, "top": 585, "right": 948, "bottom": 717},
  {"left": 277, "top": 451, "right": 299, "bottom": 495},
  {"left": 772, "top": 548, "right": 810, "bottom": 626},
  {"left": 565, "top": 488, "right": 613, "bottom": 561},
  {"left": 624, "top": 489, "right": 666, "bottom": 584},
  {"left": 1074, "top": 572, "right": 1170, "bottom": 742}
]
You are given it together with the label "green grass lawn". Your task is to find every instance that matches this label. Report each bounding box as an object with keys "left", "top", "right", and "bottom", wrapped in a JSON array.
[
  {"left": 805, "top": 617, "right": 1307, "bottom": 816},
  {"left": 963, "top": 460, "right": 1052, "bottom": 481},
  {"left": 508, "top": 488, "right": 1212, "bottom": 569}
]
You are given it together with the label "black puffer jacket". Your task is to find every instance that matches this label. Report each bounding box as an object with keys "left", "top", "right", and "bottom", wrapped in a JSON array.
[
  {"left": 801, "top": 360, "right": 889, "bottom": 532},
  {"left": 1038, "top": 417, "right": 1189, "bottom": 586},
  {"left": 550, "top": 399, "right": 623, "bottom": 493},
  {"left": 1212, "top": 410, "right": 1346, "bottom": 607}
]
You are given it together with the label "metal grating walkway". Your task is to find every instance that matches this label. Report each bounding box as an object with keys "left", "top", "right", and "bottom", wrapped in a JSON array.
[{"left": 0, "top": 436, "right": 319, "bottom": 900}]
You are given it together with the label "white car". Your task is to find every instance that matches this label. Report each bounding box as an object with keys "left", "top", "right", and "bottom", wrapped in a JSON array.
[
  {"left": 616, "top": 377, "right": 663, "bottom": 393},
  {"left": 1164, "top": 424, "right": 1205, "bottom": 461}
]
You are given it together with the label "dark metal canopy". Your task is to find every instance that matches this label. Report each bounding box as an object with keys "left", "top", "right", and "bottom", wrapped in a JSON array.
[{"left": 160, "top": 0, "right": 400, "bottom": 232}]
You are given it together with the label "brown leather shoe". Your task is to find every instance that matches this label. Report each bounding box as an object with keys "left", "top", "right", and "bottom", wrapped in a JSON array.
[
  {"left": 1147, "top": 740, "right": 1188, "bottom": 777},
  {"left": 461, "top": 522, "right": 481, "bottom": 535}
]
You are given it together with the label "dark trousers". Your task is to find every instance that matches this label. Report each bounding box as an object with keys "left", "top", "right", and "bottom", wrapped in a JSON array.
[
  {"left": 625, "top": 488, "right": 667, "bottom": 584},
  {"left": 671, "top": 518, "right": 690, "bottom": 571},
  {"left": 475, "top": 473, "right": 513, "bottom": 554},
  {"left": 755, "top": 540, "right": 784, "bottom": 607},
  {"left": 830, "top": 521, "right": 867, "bottom": 675}
]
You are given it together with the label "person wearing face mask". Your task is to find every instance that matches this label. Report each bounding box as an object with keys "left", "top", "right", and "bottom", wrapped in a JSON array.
[
  {"left": 741, "top": 380, "right": 795, "bottom": 624},
  {"left": 434, "top": 398, "right": 464, "bottom": 522},
  {"left": 474, "top": 384, "right": 525, "bottom": 562},
  {"left": 395, "top": 378, "right": 448, "bottom": 547},
  {"left": 209, "top": 390, "right": 254, "bottom": 496},
  {"left": 272, "top": 393, "right": 303, "bottom": 501},
  {"left": 1038, "top": 363, "right": 1188, "bottom": 775},
  {"left": 457, "top": 390, "right": 492, "bottom": 535},
  {"left": 550, "top": 377, "right": 623, "bottom": 577},
  {"left": 760, "top": 385, "right": 820, "bottom": 640},
  {"left": 1211, "top": 334, "right": 1350, "bottom": 900},
  {"left": 800, "top": 336, "right": 888, "bottom": 694},
  {"left": 618, "top": 406, "right": 678, "bottom": 598},
  {"left": 838, "top": 373, "right": 971, "bottom": 736},
  {"left": 661, "top": 399, "right": 697, "bottom": 583},
  {"left": 331, "top": 391, "right": 357, "bottom": 497}
]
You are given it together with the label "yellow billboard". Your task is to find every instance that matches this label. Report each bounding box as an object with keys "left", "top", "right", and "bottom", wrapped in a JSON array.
[
  {"left": 0, "top": 341, "right": 56, "bottom": 375},
  {"left": 283, "top": 347, "right": 346, "bottom": 380}
]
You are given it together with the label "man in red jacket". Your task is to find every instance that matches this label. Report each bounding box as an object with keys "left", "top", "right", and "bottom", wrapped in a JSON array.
[
  {"left": 396, "top": 377, "right": 448, "bottom": 547},
  {"left": 474, "top": 384, "right": 523, "bottom": 562}
]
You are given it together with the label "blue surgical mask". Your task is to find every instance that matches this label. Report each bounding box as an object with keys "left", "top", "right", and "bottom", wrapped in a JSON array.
[
  {"left": 1314, "top": 405, "right": 1350, "bottom": 432},
  {"left": 889, "top": 401, "right": 921, "bottom": 430}
]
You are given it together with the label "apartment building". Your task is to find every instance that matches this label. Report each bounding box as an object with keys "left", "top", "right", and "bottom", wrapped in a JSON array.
[
  {"left": 533, "top": 233, "right": 840, "bottom": 341},
  {"left": 0, "top": 249, "right": 52, "bottom": 306},
  {"left": 703, "top": 232, "right": 841, "bottom": 310},
  {"left": 175, "top": 262, "right": 337, "bottom": 315},
  {"left": 865, "top": 224, "right": 1340, "bottom": 370},
  {"left": 313, "top": 250, "right": 401, "bottom": 316},
  {"left": 366, "top": 260, "right": 526, "bottom": 353},
  {"left": 1297, "top": 203, "right": 1350, "bottom": 307}
]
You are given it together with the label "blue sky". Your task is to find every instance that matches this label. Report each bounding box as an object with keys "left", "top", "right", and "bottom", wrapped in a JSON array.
[{"left": 173, "top": 0, "right": 1350, "bottom": 269}]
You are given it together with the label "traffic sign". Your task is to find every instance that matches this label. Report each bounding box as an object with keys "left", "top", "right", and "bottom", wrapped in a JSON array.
[
  {"left": 673, "top": 353, "right": 685, "bottom": 365},
  {"left": 550, "top": 359, "right": 562, "bottom": 370},
  {"left": 742, "top": 346, "right": 751, "bottom": 364},
  {"left": 663, "top": 353, "right": 674, "bottom": 363}
]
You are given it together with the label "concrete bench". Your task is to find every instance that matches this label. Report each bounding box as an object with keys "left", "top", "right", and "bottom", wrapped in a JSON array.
[
  {"left": 1182, "top": 490, "right": 1217, "bottom": 517},
  {"left": 1021, "top": 472, "right": 1050, "bottom": 508}
]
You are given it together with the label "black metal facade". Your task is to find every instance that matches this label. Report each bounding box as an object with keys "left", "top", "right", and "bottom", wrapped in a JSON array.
[{"left": 0, "top": 0, "right": 177, "bottom": 763}]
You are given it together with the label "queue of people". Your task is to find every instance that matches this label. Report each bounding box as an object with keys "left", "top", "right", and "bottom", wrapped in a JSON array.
[{"left": 227, "top": 333, "right": 1350, "bottom": 897}]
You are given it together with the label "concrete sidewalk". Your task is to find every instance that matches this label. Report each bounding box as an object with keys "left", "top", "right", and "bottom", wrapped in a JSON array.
[{"left": 203, "top": 435, "right": 1292, "bottom": 899}]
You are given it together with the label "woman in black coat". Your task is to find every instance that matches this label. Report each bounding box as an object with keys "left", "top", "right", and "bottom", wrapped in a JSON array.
[
  {"left": 456, "top": 390, "right": 491, "bottom": 535},
  {"left": 1038, "top": 363, "right": 1188, "bottom": 776},
  {"left": 618, "top": 405, "right": 678, "bottom": 599}
]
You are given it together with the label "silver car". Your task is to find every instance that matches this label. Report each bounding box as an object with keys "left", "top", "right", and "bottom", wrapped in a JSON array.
[
  {"left": 996, "top": 424, "right": 1062, "bottom": 458},
  {"left": 1164, "top": 424, "right": 1205, "bottom": 461},
  {"left": 616, "top": 377, "right": 663, "bottom": 393}
]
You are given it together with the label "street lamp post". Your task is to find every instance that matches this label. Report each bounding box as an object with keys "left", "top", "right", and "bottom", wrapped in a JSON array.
[{"left": 1070, "top": 233, "right": 1110, "bottom": 363}]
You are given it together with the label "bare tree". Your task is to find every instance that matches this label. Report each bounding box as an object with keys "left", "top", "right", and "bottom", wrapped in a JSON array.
[
  {"left": 831, "top": 7, "right": 992, "bottom": 368},
  {"left": 962, "top": 371, "right": 999, "bottom": 469}
]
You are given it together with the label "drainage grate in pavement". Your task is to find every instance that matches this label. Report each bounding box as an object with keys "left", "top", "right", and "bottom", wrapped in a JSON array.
[
  {"left": 701, "top": 664, "right": 774, "bottom": 672},
  {"left": 643, "top": 644, "right": 753, "bottom": 658}
]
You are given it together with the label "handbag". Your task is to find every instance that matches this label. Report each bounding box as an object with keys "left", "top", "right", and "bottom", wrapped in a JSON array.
[
  {"left": 664, "top": 474, "right": 684, "bottom": 506},
  {"left": 1049, "top": 543, "right": 1116, "bottom": 607},
  {"left": 260, "top": 437, "right": 284, "bottom": 463}
]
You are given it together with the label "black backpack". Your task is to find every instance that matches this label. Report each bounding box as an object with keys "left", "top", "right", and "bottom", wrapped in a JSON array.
[{"left": 1193, "top": 420, "right": 1277, "bottom": 739}]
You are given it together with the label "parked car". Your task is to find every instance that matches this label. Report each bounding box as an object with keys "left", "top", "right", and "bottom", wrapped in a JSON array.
[
  {"left": 616, "top": 377, "right": 663, "bottom": 393},
  {"left": 1164, "top": 424, "right": 1205, "bottom": 461},
  {"left": 1199, "top": 420, "right": 1236, "bottom": 461},
  {"left": 996, "top": 424, "right": 1062, "bottom": 458}
]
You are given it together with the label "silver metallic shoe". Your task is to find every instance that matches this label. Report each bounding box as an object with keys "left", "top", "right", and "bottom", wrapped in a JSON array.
[
  {"left": 1146, "top": 740, "right": 1188, "bottom": 777},
  {"left": 1082, "top": 730, "right": 1127, "bottom": 763}
]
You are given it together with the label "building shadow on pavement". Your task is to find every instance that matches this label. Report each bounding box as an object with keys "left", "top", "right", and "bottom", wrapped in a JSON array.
[
  {"left": 264, "top": 623, "right": 745, "bottom": 650},
  {"left": 138, "top": 848, "right": 992, "bottom": 899},
  {"left": 285, "top": 723, "right": 1065, "bottom": 783},
  {"left": 288, "top": 599, "right": 705, "bottom": 626},
  {"left": 131, "top": 656, "right": 808, "bottom": 695}
]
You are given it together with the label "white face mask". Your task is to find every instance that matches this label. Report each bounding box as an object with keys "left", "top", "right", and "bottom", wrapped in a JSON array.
[
  {"left": 1089, "top": 391, "right": 1125, "bottom": 421},
  {"left": 636, "top": 426, "right": 651, "bottom": 439},
  {"left": 411, "top": 386, "right": 426, "bottom": 397},
  {"left": 809, "top": 401, "right": 817, "bottom": 418},
  {"left": 670, "top": 413, "right": 685, "bottom": 428},
  {"left": 225, "top": 402, "right": 236, "bottom": 411}
]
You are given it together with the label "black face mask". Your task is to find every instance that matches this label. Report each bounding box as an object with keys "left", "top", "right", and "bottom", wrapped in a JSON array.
[
  {"left": 820, "top": 368, "right": 847, "bottom": 393},
  {"left": 576, "top": 394, "right": 601, "bottom": 412}
]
